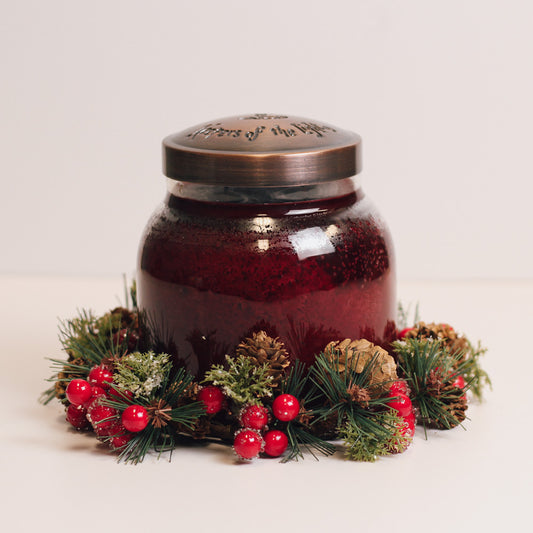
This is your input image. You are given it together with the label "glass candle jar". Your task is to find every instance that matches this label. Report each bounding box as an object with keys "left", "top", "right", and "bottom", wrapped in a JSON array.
[{"left": 138, "top": 114, "right": 396, "bottom": 378}]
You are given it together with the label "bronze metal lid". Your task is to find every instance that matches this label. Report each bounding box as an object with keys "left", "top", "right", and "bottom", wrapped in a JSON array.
[{"left": 163, "top": 114, "right": 362, "bottom": 186}]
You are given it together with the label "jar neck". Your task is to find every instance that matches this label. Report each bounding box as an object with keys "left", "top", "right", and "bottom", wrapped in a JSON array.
[{"left": 166, "top": 176, "right": 361, "bottom": 204}]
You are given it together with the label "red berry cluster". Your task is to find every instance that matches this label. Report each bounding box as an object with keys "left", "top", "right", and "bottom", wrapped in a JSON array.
[
  {"left": 196, "top": 386, "right": 299, "bottom": 460},
  {"left": 398, "top": 327, "right": 414, "bottom": 339},
  {"left": 386, "top": 381, "right": 416, "bottom": 448},
  {"left": 233, "top": 393, "right": 300, "bottom": 461},
  {"left": 112, "top": 328, "right": 140, "bottom": 352},
  {"left": 64, "top": 364, "right": 148, "bottom": 451}
]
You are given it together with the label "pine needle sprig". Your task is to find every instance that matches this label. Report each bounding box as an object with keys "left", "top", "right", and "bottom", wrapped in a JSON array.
[
  {"left": 339, "top": 410, "right": 410, "bottom": 461},
  {"left": 310, "top": 351, "right": 399, "bottom": 460},
  {"left": 40, "top": 386, "right": 59, "bottom": 405},
  {"left": 462, "top": 339, "right": 491, "bottom": 400},
  {"left": 57, "top": 310, "right": 101, "bottom": 364},
  {"left": 277, "top": 361, "right": 335, "bottom": 462},
  {"left": 57, "top": 309, "right": 127, "bottom": 366},
  {"left": 282, "top": 424, "right": 336, "bottom": 463},
  {"left": 310, "top": 351, "right": 393, "bottom": 425},
  {"left": 203, "top": 355, "right": 273, "bottom": 405},
  {"left": 117, "top": 424, "right": 163, "bottom": 465},
  {"left": 280, "top": 359, "right": 323, "bottom": 406},
  {"left": 393, "top": 339, "right": 470, "bottom": 435},
  {"left": 106, "top": 366, "right": 203, "bottom": 416},
  {"left": 280, "top": 360, "right": 308, "bottom": 398},
  {"left": 46, "top": 358, "right": 92, "bottom": 375},
  {"left": 129, "top": 279, "right": 138, "bottom": 310},
  {"left": 105, "top": 366, "right": 205, "bottom": 464},
  {"left": 397, "top": 301, "right": 420, "bottom": 331},
  {"left": 122, "top": 275, "right": 138, "bottom": 311},
  {"left": 42, "top": 307, "right": 138, "bottom": 405},
  {"left": 40, "top": 358, "right": 92, "bottom": 405}
]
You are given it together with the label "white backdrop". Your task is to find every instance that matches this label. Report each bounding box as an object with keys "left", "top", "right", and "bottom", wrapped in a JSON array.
[{"left": 2, "top": 0, "right": 532, "bottom": 280}]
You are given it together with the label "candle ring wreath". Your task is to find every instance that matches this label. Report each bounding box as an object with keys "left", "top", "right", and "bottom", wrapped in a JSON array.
[{"left": 41, "top": 280, "right": 491, "bottom": 464}]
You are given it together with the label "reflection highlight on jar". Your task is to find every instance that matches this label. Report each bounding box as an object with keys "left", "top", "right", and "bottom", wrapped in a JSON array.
[
  {"left": 325, "top": 224, "right": 340, "bottom": 238},
  {"left": 257, "top": 239, "right": 270, "bottom": 251},
  {"left": 289, "top": 227, "right": 335, "bottom": 261},
  {"left": 251, "top": 216, "right": 275, "bottom": 234}
]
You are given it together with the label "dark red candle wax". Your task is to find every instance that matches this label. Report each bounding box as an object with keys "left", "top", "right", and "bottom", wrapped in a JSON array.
[{"left": 138, "top": 189, "right": 396, "bottom": 378}]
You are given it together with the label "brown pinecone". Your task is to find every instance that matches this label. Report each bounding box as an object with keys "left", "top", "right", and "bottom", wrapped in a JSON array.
[
  {"left": 235, "top": 331, "right": 290, "bottom": 388},
  {"left": 105, "top": 307, "right": 139, "bottom": 331},
  {"left": 182, "top": 382, "right": 201, "bottom": 402},
  {"left": 404, "top": 322, "right": 470, "bottom": 363},
  {"left": 422, "top": 372, "right": 468, "bottom": 429},
  {"left": 323, "top": 338, "right": 398, "bottom": 395}
]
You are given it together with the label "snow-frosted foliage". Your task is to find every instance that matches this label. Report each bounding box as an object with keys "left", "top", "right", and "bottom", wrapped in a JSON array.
[{"left": 114, "top": 351, "right": 171, "bottom": 398}]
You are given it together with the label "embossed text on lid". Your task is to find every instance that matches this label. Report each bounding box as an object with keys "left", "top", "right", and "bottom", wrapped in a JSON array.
[{"left": 163, "top": 114, "right": 362, "bottom": 186}]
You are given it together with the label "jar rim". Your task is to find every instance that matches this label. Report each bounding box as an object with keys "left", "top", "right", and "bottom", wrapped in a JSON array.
[{"left": 166, "top": 176, "right": 361, "bottom": 205}]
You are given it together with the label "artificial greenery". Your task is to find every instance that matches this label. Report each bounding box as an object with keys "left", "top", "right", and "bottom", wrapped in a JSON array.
[
  {"left": 41, "top": 289, "right": 491, "bottom": 465},
  {"left": 462, "top": 339, "right": 492, "bottom": 400},
  {"left": 277, "top": 360, "right": 336, "bottom": 462},
  {"left": 283, "top": 424, "right": 336, "bottom": 463},
  {"left": 392, "top": 339, "right": 470, "bottom": 434},
  {"left": 339, "top": 410, "right": 410, "bottom": 462},
  {"left": 114, "top": 351, "right": 171, "bottom": 399},
  {"left": 310, "top": 351, "right": 400, "bottom": 460},
  {"left": 397, "top": 301, "right": 420, "bottom": 331},
  {"left": 105, "top": 366, "right": 205, "bottom": 464},
  {"left": 204, "top": 354, "right": 274, "bottom": 405},
  {"left": 41, "top": 309, "right": 123, "bottom": 405}
]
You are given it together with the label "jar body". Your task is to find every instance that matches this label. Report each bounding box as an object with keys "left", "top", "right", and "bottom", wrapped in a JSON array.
[{"left": 137, "top": 181, "right": 396, "bottom": 378}]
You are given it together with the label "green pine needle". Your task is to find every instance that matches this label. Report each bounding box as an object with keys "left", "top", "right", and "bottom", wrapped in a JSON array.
[
  {"left": 310, "top": 351, "right": 393, "bottom": 426},
  {"left": 339, "top": 410, "right": 410, "bottom": 461},
  {"left": 105, "top": 366, "right": 204, "bottom": 464},
  {"left": 57, "top": 309, "right": 128, "bottom": 365},
  {"left": 307, "top": 351, "right": 402, "bottom": 460},
  {"left": 282, "top": 424, "right": 336, "bottom": 463},
  {"left": 462, "top": 339, "right": 491, "bottom": 400},
  {"left": 281, "top": 359, "right": 308, "bottom": 398},
  {"left": 393, "top": 339, "right": 470, "bottom": 435},
  {"left": 397, "top": 301, "right": 420, "bottom": 330}
]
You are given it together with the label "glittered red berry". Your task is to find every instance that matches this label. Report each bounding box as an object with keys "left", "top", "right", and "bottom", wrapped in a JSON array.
[
  {"left": 112, "top": 328, "right": 139, "bottom": 351},
  {"left": 65, "top": 379, "right": 92, "bottom": 406},
  {"left": 452, "top": 375, "right": 466, "bottom": 389},
  {"left": 389, "top": 380, "right": 409, "bottom": 396},
  {"left": 122, "top": 405, "right": 149, "bottom": 432},
  {"left": 233, "top": 429, "right": 264, "bottom": 460},
  {"left": 108, "top": 387, "right": 134, "bottom": 403},
  {"left": 66, "top": 404, "right": 90, "bottom": 430},
  {"left": 198, "top": 386, "right": 224, "bottom": 414},
  {"left": 240, "top": 404, "right": 269, "bottom": 430},
  {"left": 272, "top": 394, "right": 300, "bottom": 422},
  {"left": 386, "top": 392, "right": 413, "bottom": 418},
  {"left": 88, "top": 365, "right": 114, "bottom": 390},
  {"left": 101, "top": 421, "right": 132, "bottom": 447},
  {"left": 452, "top": 375, "right": 467, "bottom": 401},
  {"left": 263, "top": 430, "right": 288, "bottom": 457},
  {"left": 82, "top": 385, "right": 106, "bottom": 408},
  {"left": 87, "top": 403, "right": 118, "bottom": 431},
  {"left": 387, "top": 414, "right": 415, "bottom": 454},
  {"left": 110, "top": 431, "right": 133, "bottom": 451},
  {"left": 399, "top": 327, "right": 414, "bottom": 339},
  {"left": 403, "top": 412, "right": 416, "bottom": 437},
  {"left": 94, "top": 422, "right": 117, "bottom": 438}
]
